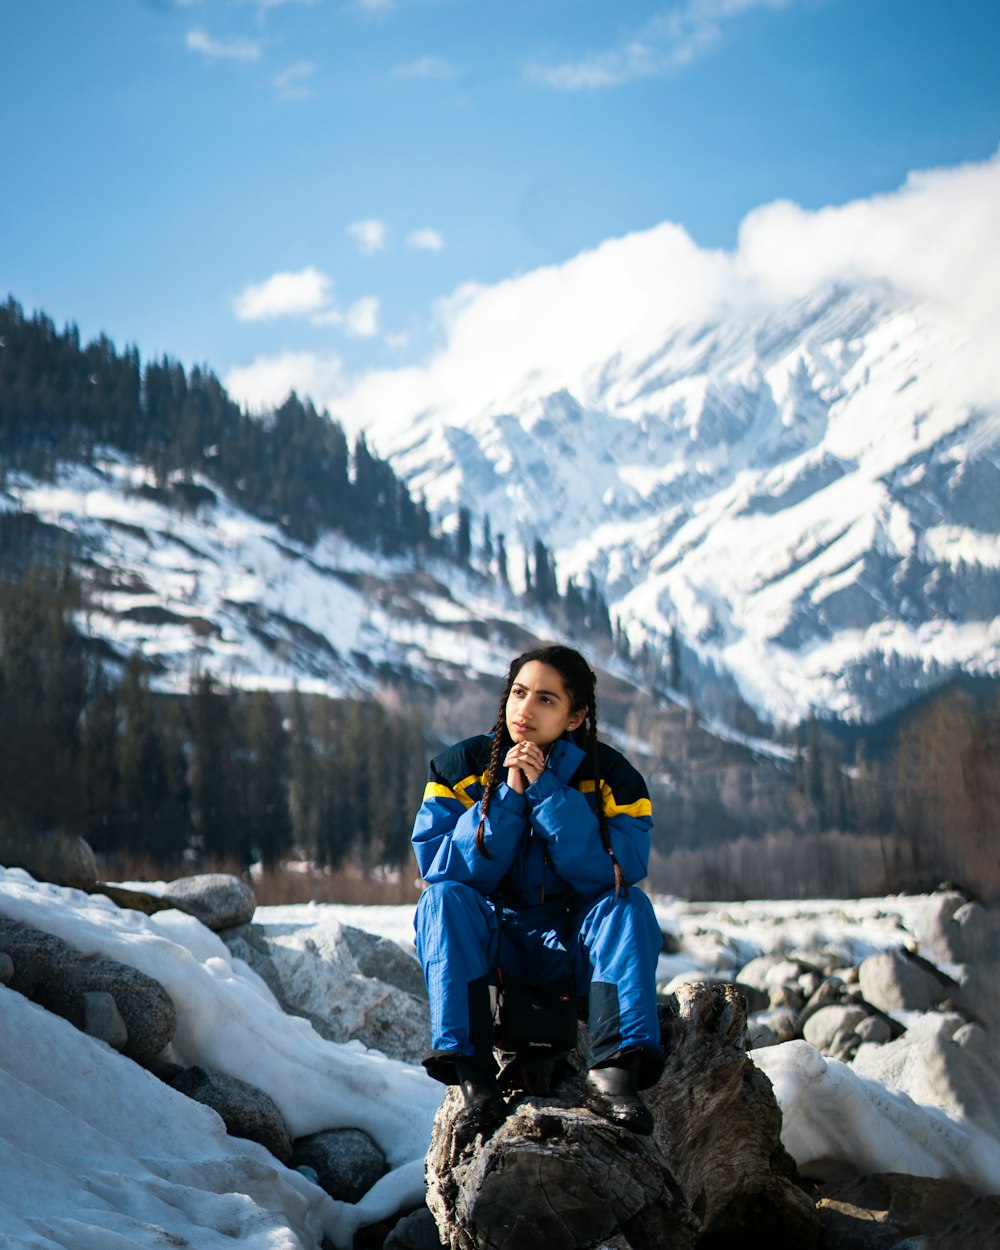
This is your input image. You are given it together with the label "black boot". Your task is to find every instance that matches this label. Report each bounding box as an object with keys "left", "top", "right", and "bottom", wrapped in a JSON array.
[
  {"left": 582, "top": 1052, "right": 654, "bottom": 1135},
  {"left": 454, "top": 1062, "right": 506, "bottom": 1137}
]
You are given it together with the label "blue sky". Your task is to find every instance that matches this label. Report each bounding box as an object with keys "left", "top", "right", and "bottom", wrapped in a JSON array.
[{"left": 2, "top": 0, "right": 998, "bottom": 405}]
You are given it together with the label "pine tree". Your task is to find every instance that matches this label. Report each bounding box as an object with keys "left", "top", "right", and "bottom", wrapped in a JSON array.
[{"left": 245, "top": 690, "right": 291, "bottom": 869}]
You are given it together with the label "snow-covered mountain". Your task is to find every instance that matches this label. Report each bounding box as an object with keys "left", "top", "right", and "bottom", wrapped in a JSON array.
[{"left": 337, "top": 276, "right": 999, "bottom": 725}]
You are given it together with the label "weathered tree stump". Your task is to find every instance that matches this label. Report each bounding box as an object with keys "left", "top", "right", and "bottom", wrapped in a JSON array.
[
  {"left": 651, "top": 982, "right": 819, "bottom": 1247},
  {"left": 425, "top": 981, "right": 819, "bottom": 1250}
]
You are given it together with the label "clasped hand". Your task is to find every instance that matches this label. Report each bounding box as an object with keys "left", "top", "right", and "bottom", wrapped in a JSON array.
[{"left": 504, "top": 740, "right": 545, "bottom": 792}]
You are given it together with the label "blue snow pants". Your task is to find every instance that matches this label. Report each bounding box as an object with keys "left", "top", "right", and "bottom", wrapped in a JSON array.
[{"left": 414, "top": 879, "right": 663, "bottom": 1086}]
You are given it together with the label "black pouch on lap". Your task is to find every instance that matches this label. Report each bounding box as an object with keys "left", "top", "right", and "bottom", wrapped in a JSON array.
[{"left": 494, "top": 971, "right": 578, "bottom": 1053}]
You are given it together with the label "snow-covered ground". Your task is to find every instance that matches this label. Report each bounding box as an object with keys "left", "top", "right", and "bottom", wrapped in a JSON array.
[{"left": 1, "top": 870, "right": 997, "bottom": 1248}]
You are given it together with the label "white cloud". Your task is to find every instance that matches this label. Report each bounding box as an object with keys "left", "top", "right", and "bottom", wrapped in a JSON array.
[
  {"left": 392, "top": 55, "right": 456, "bottom": 81},
  {"left": 345, "top": 297, "right": 381, "bottom": 337},
  {"left": 407, "top": 227, "right": 444, "bottom": 252},
  {"left": 273, "top": 60, "right": 317, "bottom": 99},
  {"left": 232, "top": 266, "right": 332, "bottom": 321},
  {"left": 224, "top": 152, "right": 1000, "bottom": 428},
  {"left": 341, "top": 150, "right": 1000, "bottom": 429},
  {"left": 186, "top": 28, "right": 264, "bottom": 61},
  {"left": 347, "top": 218, "right": 388, "bottom": 255},
  {"left": 528, "top": 0, "right": 795, "bottom": 89},
  {"left": 225, "top": 351, "right": 345, "bottom": 412}
]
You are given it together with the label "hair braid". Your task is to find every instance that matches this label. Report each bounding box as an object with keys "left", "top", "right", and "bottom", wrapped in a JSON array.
[
  {"left": 585, "top": 689, "right": 627, "bottom": 897},
  {"left": 475, "top": 681, "right": 514, "bottom": 857}
]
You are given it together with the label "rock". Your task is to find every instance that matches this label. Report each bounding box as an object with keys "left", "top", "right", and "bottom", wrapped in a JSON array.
[
  {"left": 913, "top": 890, "right": 971, "bottom": 962},
  {"left": 852, "top": 1012, "right": 1000, "bottom": 1139},
  {"left": 748, "top": 1006, "right": 800, "bottom": 1046},
  {"left": 0, "top": 952, "right": 12, "bottom": 984},
  {"left": 858, "top": 948, "right": 957, "bottom": 1013},
  {"left": 170, "top": 1066, "right": 293, "bottom": 1163},
  {"left": 81, "top": 989, "right": 128, "bottom": 1050},
  {"left": 731, "top": 980, "right": 770, "bottom": 1014},
  {"left": 221, "top": 918, "right": 430, "bottom": 1064},
  {"left": 291, "top": 1128, "right": 387, "bottom": 1203},
  {"left": 333, "top": 924, "right": 428, "bottom": 1000},
  {"left": 815, "top": 1172, "right": 999, "bottom": 1250},
  {"left": 384, "top": 1207, "right": 444, "bottom": 1249},
  {"left": 803, "top": 1005, "right": 870, "bottom": 1054},
  {"left": 767, "top": 982, "right": 805, "bottom": 1010},
  {"left": 0, "top": 919, "right": 176, "bottom": 1065},
  {"left": 736, "top": 955, "right": 806, "bottom": 991},
  {"left": 854, "top": 1015, "right": 892, "bottom": 1045},
  {"left": 80, "top": 956, "right": 177, "bottom": 1065},
  {"left": 160, "top": 873, "right": 256, "bottom": 930},
  {"left": 0, "top": 830, "right": 98, "bottom": 890}
]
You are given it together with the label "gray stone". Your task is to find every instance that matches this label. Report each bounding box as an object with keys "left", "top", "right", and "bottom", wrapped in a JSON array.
[
  {"left": 79, "top": 956, "right": 176, "bottom": 1066},
  {"left": 81, "top": 990, "right": 128, "bottom": 1050},
  {"left": 748, "top": 1006, "right": 800, "bottom": 1046},
  {"left": 0, "top": 952, "right": 13, "bottom": 984},
  {"left": 221, "top": 918, "right": 430, "bottom": 1064},
  {"left": 767, "top": 982, "right": 805, "bottom": 1010},
  {"left": 161, "top": 873, "right": 257, "bottom": 931},
  {"left": 170, "top": 1066, "right": 292, "bottom": 1163},
  {"left": 335, "top": 925, "right": 428, "bottom": 1001},
  {"left": 731, "top": 980, "right": 769, "bottom": 1015},
  {"left": 0, "top": 919, "right": 175, "bottom": 1064},
  {"left": 747, "top": 1019, "right": 777, "bottom": 1048},
  {"left": 736, "top": 955, "right": 805, "bottom": 991},
  {"left": 854, "top": 1014, "right": 892, "bottom": 1045},
  {"left": 858, "top": 949, "right": 956, "bottom": 1014},
  {"left": 803, "top": 1005, "right": 870, "bottom": 1054},
  {"left": 0, "top": 830, "right": 97, "bottom": 890},
  {"left": 291, "top": 1128, "right": 386, "bottom": 1203},
  {"left": 384, "top": 1207, "right": 444, "bottom": 1250}
]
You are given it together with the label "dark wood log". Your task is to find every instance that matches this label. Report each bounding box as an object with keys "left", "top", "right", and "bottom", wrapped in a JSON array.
[
  {"left": 425, "top": 981, "right": 820, "bottom": 1250},
  {"left": 651, "top": 981, "right": 820, "bottom": 1247}
]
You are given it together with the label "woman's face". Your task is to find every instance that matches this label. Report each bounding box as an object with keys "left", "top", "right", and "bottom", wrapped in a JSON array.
[{"left": 505, "top": 660, "right": 585, "bottom": 748}]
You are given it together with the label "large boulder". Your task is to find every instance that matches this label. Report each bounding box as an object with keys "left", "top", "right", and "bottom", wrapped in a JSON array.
[
  {"left": 857, "top": 949, "right": 957, "bottom": 1014},
  {"left": 169, "top": 1066, "right": 293, "bottom": 1163},
  {"left": 802, "top": 1005, "right": 870, "bottom": 1055},
  {"left": 159, "top": 873, "right": 257, "bottom": 930},
  {"left": 0, "top": 918, "right": 176, "bottom": 1064},
  {"left": 220, "top": 916, "right": 430, "bottom": 1064},
  {"left": 852, "top": 1012, "right": 1000, "bottom": 1136},
  {"left": 0, "top": 830, "right": 97, "bottom": 891}
]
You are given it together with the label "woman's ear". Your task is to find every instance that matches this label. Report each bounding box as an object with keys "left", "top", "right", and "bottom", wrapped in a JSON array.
[{"left": 568, "top": 709, "right": 585, "bottom": 731}]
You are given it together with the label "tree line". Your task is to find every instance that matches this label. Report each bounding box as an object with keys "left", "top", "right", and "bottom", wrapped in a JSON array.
[
  {"left": 0, "top": 566, "right": 427, "bottom": 875},
  {"left": 645, "top": 683, "right": 1000, "bottom": 901}
]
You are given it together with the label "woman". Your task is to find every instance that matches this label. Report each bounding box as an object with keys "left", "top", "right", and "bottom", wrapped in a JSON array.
[{"left": 411, "top": 644, "right": 663, "bottom": 1134}]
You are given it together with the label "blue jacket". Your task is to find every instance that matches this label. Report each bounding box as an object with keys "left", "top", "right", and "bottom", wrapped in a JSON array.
[{"left": 411, "top": 732, "right": 653, "bottom": 905}]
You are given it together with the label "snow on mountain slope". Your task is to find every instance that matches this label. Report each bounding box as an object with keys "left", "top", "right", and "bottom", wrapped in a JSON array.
[
  {"left": 4, "top": 456, "right": 535, "bottom": 699},
  {"left": 325, "top": 157, "right": 1000, "bottom": 725}
]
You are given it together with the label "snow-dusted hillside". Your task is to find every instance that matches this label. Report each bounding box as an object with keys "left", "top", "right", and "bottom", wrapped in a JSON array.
[{"left": 3, "top": 456, "right": 542, "bottom": 700}]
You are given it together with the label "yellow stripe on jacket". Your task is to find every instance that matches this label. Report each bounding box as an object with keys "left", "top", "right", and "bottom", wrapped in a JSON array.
[{"left": 424, "top": 774, "right": 651, "bottom": 820}]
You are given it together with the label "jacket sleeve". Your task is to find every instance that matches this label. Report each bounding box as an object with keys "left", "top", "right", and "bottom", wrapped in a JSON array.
[
  {"left": 411, "top": 749, "right": 529, "bottom": 895},
  {"left": 524, "top": 748, "right": 652, "bottom": 896}
]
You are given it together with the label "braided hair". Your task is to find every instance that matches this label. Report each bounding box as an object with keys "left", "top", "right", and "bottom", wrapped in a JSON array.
[{"left": 475, "top": 644, "right": 627, "bottom": 895}]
